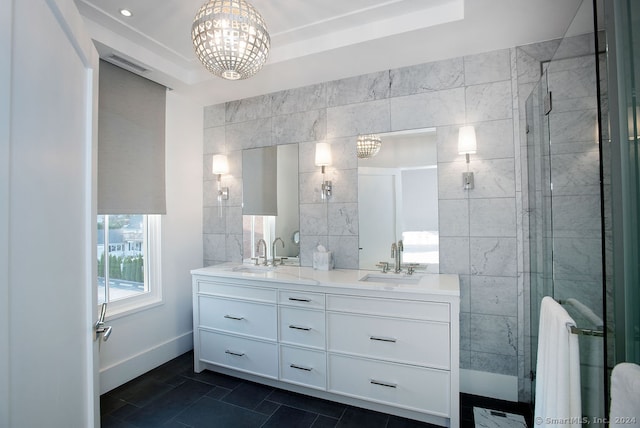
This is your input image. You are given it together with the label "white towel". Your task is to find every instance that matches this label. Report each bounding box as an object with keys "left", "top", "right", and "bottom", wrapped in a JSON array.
[
  {"left": 534, "top": 296, "right": 582, "bottom": 427},
  {"left": 610, "top": 362, "right": 640, "bottom": 427}
]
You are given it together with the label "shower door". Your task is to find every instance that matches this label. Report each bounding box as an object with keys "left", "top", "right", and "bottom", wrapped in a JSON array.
[{"left": 527, "top": 0, "right": 607, "bottom": 422}]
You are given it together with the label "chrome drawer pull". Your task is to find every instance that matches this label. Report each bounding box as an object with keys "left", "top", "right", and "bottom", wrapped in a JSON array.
[
  {"left": 225, "top": 350, "right": 245, "bottom": 357},
  {"left": 224, "top": 315, "right": 244, "bottom": 321},
  {"left": 370, "top": 336, "right": 397, "bottom": 343},
  {"left": 290, "top": 364, "right": 312, "bottom": 372},
  {"left": 370, "top": 379, "right": 397, "bottom": 388},
  {"left": 288, "top": 297, "right": 311, "bottom": 303},
  {"left": 288, "top": 324, "right": 312, "bottom": 331}
]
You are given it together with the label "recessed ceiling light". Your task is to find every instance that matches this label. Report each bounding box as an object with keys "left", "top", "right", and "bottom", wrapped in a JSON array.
[{"left": 119, "top": 9, "right": 132, "bottom": 17}]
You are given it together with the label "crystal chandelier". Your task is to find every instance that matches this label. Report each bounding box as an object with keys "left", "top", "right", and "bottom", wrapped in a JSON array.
[
  {"left": 192, "top": 0, "right": 270, "bottom": 80},
  {"left": 356, "top": 134, "right": 382, "bottom": 159}
]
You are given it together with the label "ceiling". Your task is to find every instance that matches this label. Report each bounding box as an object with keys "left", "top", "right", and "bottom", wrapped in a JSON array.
[{"left": 74, "top": 0, "right": 584, "bottom": 107}]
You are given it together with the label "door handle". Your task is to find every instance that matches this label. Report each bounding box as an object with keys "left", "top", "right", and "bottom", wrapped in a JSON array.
[{"left": 95, "top": 302, "right": 113, "bottom": 341}]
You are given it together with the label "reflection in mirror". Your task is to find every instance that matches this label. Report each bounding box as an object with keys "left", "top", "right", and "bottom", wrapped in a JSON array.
[
  {"left": 242, "top": 144, "right": 300, "bottom": 264},
  {"left": 358, "top": 128, "right": 439, "bottom": 272}
]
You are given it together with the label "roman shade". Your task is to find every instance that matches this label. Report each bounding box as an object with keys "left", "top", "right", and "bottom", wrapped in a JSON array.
[{"left": 98, "top": 60, "right": 166, "bottom": 214}]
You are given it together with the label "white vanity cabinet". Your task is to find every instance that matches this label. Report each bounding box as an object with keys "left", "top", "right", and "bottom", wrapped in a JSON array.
[
  {"left": 192, "top": 266, "right": 460, "bottom": 427},
  {"left": 193, "top": 280, "right": 278, "bottom": 378}
]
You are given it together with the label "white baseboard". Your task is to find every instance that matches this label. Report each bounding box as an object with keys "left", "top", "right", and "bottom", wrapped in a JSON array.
[
  {"left": 99, "top": 331, "right": 193, "bottom": 394},
  {"left": 460, "top": 369, "right": 519, "bottom": 402}
]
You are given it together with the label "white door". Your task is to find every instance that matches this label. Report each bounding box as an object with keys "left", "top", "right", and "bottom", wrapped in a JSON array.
[{"left": 2, "top": 0, "right": 100, "bottom": 427}]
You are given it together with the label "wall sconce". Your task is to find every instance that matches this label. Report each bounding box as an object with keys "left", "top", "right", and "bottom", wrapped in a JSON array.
[
  {"left": 212, "top": 154, "right": 229, "bottom": 201},
  {"left": 458, "top": 125, "right": 477, "bottom": 190},
  {"left": 315, "top": 142, "right": 332, "bottom": 200}
]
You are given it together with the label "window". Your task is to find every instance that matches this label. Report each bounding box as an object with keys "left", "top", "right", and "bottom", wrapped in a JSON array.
[{"left": 97, "top": 214, "right": 161, "bottom": 315}]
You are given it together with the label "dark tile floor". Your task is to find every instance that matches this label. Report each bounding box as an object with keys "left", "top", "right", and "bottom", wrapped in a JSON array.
[{"left": 101, "top": 351, "right": 532, "bottom": 428}]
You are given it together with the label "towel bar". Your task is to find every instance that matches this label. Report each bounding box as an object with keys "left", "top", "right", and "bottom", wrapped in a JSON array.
[{"left": 568, "top": 325, "right": 604, "bottom": 337}]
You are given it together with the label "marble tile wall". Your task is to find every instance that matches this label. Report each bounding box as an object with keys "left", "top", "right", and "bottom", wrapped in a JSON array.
[{"left": 202, "top": 42, "right": 592, "bottom": 402}]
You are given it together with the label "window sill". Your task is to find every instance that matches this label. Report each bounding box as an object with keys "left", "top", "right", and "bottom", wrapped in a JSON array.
[{"left": 103, "top": 296, "right": 164, "bottom": 321}]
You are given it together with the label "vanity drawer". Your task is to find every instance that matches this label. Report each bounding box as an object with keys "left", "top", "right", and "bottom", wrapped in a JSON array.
[
  {"left": 197, "top": 280, "right": 276, "bottom": 303},
  {"left": 326, "top": 294, "right": 449, "bottom": 322},
  {"left": 279, "top": 345, "right": 327, "bottom": 390},
  {"left": 199, "top": 330, "right": 278, "bottom": 378},
  {"left": 279, "top": 307, "right": 326, "bottom": 349},
  {"left": 199, "top": 296, "right": 277, "bottom": 340},
  {"left": 327, "top": 312, "right": 450, "bottom": 369},
  {"left": 278, "top": 289, "right": 325, "bottom": 310},
  {"left": 328, "top": 353, "right": 450, "bottom": 417}
]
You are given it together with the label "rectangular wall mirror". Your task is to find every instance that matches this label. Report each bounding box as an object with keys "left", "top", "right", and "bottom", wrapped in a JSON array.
[
  {"left": 242, "top": 144, "right": 300, "bottom": 264},
  {"left": 358, "top": 128, "right": 439, "bottom": 272}
]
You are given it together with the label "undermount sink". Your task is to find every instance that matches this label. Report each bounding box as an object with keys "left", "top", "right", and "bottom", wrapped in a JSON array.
[
  {"left": 359, "top": 273, "right": 422, "bottom": 285},
  {"left": 231, "top": 265, "right": 274, "bottom": 274}
]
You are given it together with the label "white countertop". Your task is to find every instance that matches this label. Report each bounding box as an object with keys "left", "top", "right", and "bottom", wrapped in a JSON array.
[{"left": 191, "top": 263, "right": 460, "bottom": 297}]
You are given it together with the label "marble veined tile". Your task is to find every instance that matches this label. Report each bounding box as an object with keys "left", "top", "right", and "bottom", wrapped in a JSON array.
[
  {"left": 225, "top": 118, "right": 272, "bottom": 150},
  {"left": 324, "top": 137, "right": 358, "bottom": 171},
  {"left": 552, "top": 237, "right": 602, "bottom": 282},
  {"left": 328, "top": 203, "right": 358, "bottom": 236},
  {"left": 470, "top": 313, "right": 518, "bottom": 356},
  {"left": 469, "top": 198, "right": 517, "bottom": 237},
  {"left": 271, "top": 83, "right": 326, "bottom": 115},
  {"left": 548, "top": 64, "right": 597, "bottom": 101},
  {"left": 439, "top": 236, "right": 470, "bottom": 275},
  {"left": 203, "top": 126, "right": 225, "bottom": 155},
  {"left": 299, "top": 203, "right": 328, "bottom": 236},
  {"left": 204, "top": 233, "right": 226, "bottom": 261},
  {"left": 326, "top": 168, "right": 358, "bottom": 204},
  {"left": 470, "top": 352, "right": 517, "bottom": 376},
  {"left": 326, "top": 99, "right": 390, "bottom": 139},
  {"left": 203, "top": 207, "right": 225, "bottom": 234},
  {"left": 470, "top": 237, "right": 517, "bottom": 277},
  {"left": 465, "top": 81, "right": 513, "bottom": 123},
  {"left": 438, "top": 199, "right": 469, "bottom": 237},
  {"left": 326, "top": 71, "right": 390, "bottom": 107},
  {"left": 549, "top": 109, "right": 598, "bottom": 144},
  {"left": 551, "top": 195, "right": 601, "bottom": 238},
  {"left": 470, "top": 275, "right": 518, "bottom": 317},
  {"left": 225, "top": 94, "right": 272, "bottom": 124},
  {"left": 204, "top": 103, "right": 225, "bottom": 128},
  {"left": 327, "top": 235, "right": 359, "bottom": 269},
  {"left": 549, "top": 151, "right": 600, "bottom": 196},
  {"left": 390, "top": 87, "right": 465, "bottom": 130},
  {"left": 389, "top": 57, "right": 464, "bottom": 97},
  {"left": 464, "top": 49, "right": 511, "bottom": 86},
  {"left": 226, "top": 234, "right": 243, "bottom": 263},
  {"left": 273, "top": 109, "right": 326, "bottom": 144},
  {"left": 468, "top": 159, "right": 516, "bottom": 199}
]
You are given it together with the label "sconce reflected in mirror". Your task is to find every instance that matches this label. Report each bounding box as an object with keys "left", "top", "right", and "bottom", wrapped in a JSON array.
[
  {"left": 315, "top": 142, "right": 332, "bottom": 200},
  {"left": 212, "top": 154, "right": 229, "bottom": 201},
  {"left": 458, "top": 126, "right": 477, "bottom": 190}
]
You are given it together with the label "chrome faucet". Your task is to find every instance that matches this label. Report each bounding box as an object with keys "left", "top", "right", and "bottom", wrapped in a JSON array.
[
  {"left": 271, "top": 237, "right": 284, "bottom": 265},
  {"left": 256, "top": 239, "right": 268, "bottom": 265},
  {"left": 391, "top": 240, "right": 403, "bottom": 273}
]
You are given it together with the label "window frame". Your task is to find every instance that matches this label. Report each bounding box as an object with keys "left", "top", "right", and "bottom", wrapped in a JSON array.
[{"left": 98, "top": 214, "right": 163, "bottom": 319}]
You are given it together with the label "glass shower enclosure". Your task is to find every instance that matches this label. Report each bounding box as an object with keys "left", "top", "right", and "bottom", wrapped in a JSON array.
[{"left": 526, "top": 0, "right": 607, "bottom": 423}]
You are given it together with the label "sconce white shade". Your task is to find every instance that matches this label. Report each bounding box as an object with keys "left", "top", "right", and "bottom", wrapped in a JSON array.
[
  {"left": 315, "top": 142, "right": 332, "bottom": 166},
  {"left": 212, "top": 154, "right": 229, "bottom": 175},
  {"left": 458, "top": 126, "right": 477, "bottom": 155}
]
